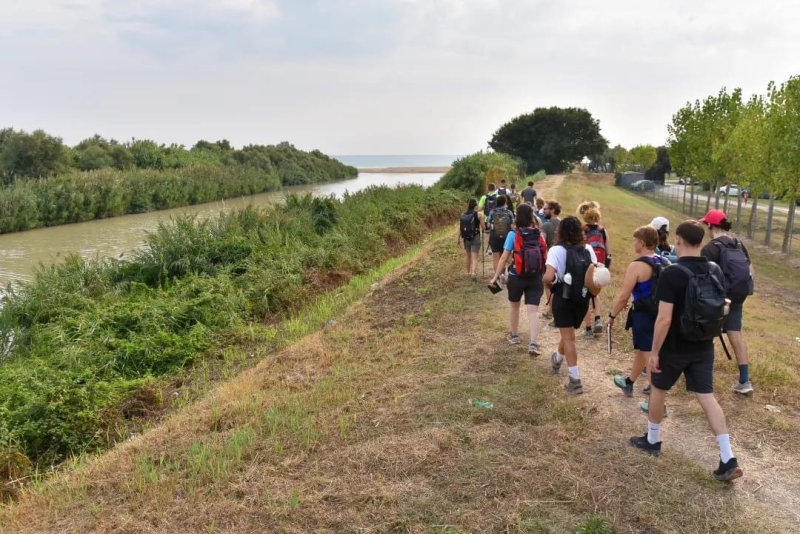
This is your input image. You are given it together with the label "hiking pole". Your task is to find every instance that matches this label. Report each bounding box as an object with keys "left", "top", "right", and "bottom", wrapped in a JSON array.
[
  {"left": 481, "top": 232, "right": 485, "bottom": 279},
  {"left": 719, "top": 335, "right": 733, "bottom": 361}
]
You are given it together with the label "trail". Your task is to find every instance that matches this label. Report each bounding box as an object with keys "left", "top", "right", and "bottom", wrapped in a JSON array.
[{"left": 503, "top": 174, "right": 800, "bottom": 530}]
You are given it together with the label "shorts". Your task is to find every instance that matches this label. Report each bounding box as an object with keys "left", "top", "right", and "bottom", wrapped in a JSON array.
[
  {"left": 630, "top": 310, "right": 655, "bottom": 352},
  {"left": 507, "top": 275, "right": 544, "bottom": 305},
  {"left": 552, "top": 291, "right": 591, "bottom": 329},
  {"left": 651, "top": 349, "right": 715, "bottom": 394},
  {"left": 463, "top": 235, "right": 481, "bottom": 254},
  {"left": 723, "top": 302, "right": 743, "bottom": 332},
  {"left": 490, "top": 236, "right": 506, "bottom": 254}
]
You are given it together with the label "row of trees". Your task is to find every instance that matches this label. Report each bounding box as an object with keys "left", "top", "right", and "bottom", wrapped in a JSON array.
[
  {"left": 0, "top": 128, "right": 357, "bottom": 185},
  {"left": 589, "top": 144, "right": 672, "bottom": 183},
  {"left": 668, "top": 77, "right": 800, "bottom": 252}
]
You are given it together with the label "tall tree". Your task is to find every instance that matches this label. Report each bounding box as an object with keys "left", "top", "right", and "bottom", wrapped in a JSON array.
[
  {"left": 770, "top": 76, "right": 800, "bottom": 253},
  {"left": 488, "top": 107, "right": 608, "bottom": 174},
  {"left": 0, "top": 129, "right": 71, "bottom": 182}
]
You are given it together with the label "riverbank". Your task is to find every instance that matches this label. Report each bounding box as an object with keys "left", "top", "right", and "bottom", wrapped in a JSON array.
[{"left": 359, "top": 166, "right": 451, "bottom": 173}]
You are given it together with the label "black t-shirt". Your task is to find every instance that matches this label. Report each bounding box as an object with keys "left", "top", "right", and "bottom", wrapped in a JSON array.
[
  {"left": 521, "top": 188, "right": 536, "bottom": 203},
  {"left": 655, "top": 256, "right": 724, "bottom": 354},
  {"left": 701, "top": 236, "right": 751, "bottom": 265}
]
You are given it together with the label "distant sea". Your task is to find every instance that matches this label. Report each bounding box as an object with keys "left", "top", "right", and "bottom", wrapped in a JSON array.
[{"left": 334, "top": 155, "right": 461, "bottom": 168}]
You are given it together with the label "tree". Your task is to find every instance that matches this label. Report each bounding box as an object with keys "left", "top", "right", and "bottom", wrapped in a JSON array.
[
  {"left": 488, "top": 107, "right": 608, "bottom": 174},
  {"left": 76, "top": 145, "right": 113, "bottom": 171},
  {"left": 769, "top": 76, "right": 800, "bottom": 253},
  {"left": 645, "top": 146, "right": 671, "bottom": 184},
  {"left": 0, "top": 129, "right": 71, "bottom": 182},
  {"left": 627, "top": 145, "right": 657, "bottom": 173}
]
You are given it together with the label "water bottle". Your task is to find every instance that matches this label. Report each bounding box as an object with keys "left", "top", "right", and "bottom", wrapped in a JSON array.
[
  {"left": 561, "top": 272, "right": 573, "bottom": 299},
  {"left": 471, "top": 400, "right": 494, "bottom": 409},
  {"left": 723, "top": 298, "right": 731, "bottom": 316}
]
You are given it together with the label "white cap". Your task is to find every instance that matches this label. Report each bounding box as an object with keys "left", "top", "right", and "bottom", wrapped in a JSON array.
[{"left": 650, "top": 217, "right": 670, "bottom": 232}]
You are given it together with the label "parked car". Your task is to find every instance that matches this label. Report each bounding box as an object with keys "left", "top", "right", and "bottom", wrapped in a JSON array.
[
  {"left": 718, "top": 184, "right": 740, "bottom": 196},
  {"left": 631, "top": 180, "right": 655, "bottom": 192},
  {"left": 678, "top": 177, "right": 694, "bottom": 185}
]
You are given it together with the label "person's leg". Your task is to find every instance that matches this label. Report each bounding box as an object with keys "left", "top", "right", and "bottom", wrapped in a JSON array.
[
  {"left": 727, "top": 330, "right": 750, "bottom": 383},
  {"left": 695, "top": 393, "right": 728, "bottom": 436},
  {"left": 470, "top": 251, "right": 479, "bottom": 277},
  {"left": 465, "top": 248, "right": 471, "bottom": 276},
  {"left": 631, "top": 350, "right": 647, "bottom": 382},
  {"left": 509, "top": 300, "right": 521, "bottom": 335},
  {"left": 527, "top": 304, "right": 540, "bottom": 342},
  {"left": 648, "top": 387, "right": 667, "bottom": 425}
]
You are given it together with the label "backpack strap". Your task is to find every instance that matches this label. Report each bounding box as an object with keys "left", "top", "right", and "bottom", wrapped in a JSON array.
[{"left": 674, "top": 263, "right": 694, "bottom": 279}]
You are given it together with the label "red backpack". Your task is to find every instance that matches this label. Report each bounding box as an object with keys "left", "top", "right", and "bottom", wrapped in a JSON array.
[
  {"left": 513, "top": 228, "right": 545, "bottom": 278},
  {"left": 585, "top": 225, "right": 606, "bottom": 264}
]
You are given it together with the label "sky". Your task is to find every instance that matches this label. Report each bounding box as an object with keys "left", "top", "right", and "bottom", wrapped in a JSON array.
[{"left": 1, "top": 0, "right": 799, "bottom": 155}]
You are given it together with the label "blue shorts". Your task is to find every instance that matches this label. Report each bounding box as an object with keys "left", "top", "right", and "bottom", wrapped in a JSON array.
[{"left": 630, "top": 310, "right": 655, "bottom": 352}]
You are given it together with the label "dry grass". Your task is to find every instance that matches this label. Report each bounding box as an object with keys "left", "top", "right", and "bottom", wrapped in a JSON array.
[{"left": 2, "top": 175, "right": 798, "bottom": 533}]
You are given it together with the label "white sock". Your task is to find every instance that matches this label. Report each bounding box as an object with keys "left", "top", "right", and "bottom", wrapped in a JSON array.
[
  {"left": 717, "top": 434, "right": 734, "bottom": 463},
  {"left": 568, "top": 366, "right": 580, "bottom": 380},
  {"left": 555, "top": 351, "right": 565, "bottom": 363},
  {"left": 647, "top": 421, "right": 661, "bottom": 444}
]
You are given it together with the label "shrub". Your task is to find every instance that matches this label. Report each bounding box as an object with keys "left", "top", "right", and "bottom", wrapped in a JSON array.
[{"left": 436, "top": 152, "right": 524, "bottom": 196}]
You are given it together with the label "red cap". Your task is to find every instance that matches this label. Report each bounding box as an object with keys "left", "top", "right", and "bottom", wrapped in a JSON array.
[{"left": 700, "top": 209, "right": 728, "bottom": 226}]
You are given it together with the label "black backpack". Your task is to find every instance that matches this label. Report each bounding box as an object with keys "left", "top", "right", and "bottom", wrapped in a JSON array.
[
  {"left": 491, "top": 209, "right": 513, "bottom": 241},
  {"left": 713, "top": 239, "right": 753, "bottom": 303},
  {"left": 675, "top": 263, "right": 726, "bottom": 342},
  {"left": 459, "top": 211, "right": 479, "bottom": 240},
  {"left": 483, "top": 194, "right": 498, "bottom": 216},
  {"left": 562, "top": 245, "right": 592, "bottom": 302},
  {"left": 632, "top": 256, "right": 664, "bottom": 316}
]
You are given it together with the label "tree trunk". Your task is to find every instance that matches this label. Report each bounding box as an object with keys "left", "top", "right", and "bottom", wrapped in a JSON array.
[
  {"left": 765, "top": 192, "right": 776, "bottom": 246},
  {"left": 735, "top": 188, "right": 743, "bottom": 233},
  {"left": 682, "top": 183, "right": 688, "bottom": 213},
  {"left": 782, "top": 199, "right": 797, "bottom": 254},
  {"left": 713, "top": 179, "right": 721, "bottom": 209},
  {"left": 723, "top": 184, "right": 731, "bottom": 214},
  {"left": 704, "top": 182, "right": 712, "bottom": 214},
  {"left": 747, "top": 197, "right": 758, "bottom": 239}
]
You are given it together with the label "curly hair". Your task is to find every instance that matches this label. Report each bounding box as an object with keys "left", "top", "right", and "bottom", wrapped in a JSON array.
[
  {"left": 577, "top": 200, "right": 600, "bottom": 216},
  {"left": 583, "top": 207, "right": 601, "bottom": 225},
  {"left": 558, "top": 216, "right": 585, "bottom": 247}
]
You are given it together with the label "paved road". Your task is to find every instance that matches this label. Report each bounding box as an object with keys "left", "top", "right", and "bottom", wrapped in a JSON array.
[{"left": 658, "top": 184, "right": 791, "bottom": 216}]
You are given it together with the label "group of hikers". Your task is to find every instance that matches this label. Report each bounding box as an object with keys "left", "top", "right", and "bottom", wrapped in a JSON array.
[{"left": 458, "top": 179, "right": 755, "bottom": 482}]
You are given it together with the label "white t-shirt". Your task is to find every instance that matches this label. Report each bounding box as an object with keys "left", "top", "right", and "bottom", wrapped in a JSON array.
[{"left": 545, "top": 244, "right": 598, "bottom": 280}]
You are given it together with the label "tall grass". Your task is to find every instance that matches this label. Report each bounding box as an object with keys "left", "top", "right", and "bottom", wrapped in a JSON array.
[{"left": 0, "top": 186, "right": 463, "bottom": 470}]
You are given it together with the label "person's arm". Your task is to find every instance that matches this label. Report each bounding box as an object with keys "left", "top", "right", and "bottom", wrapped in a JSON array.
[
  {"left": 742, "top": 243, "right": 755, "bottom": 275},
  {"left": 608, "top": 262, "right": 640, "bottom": 327},
  {"left": 603, "top": 228, "right": 612, "bottom": 256},
  {"left": 478, "top": 195, "right": 486, "bottom": 211},
  {"left": 648, "top": 301, "right": 674, "bottom": 374},
  {"left": 543, "top": 264, "right": 556, "bottom": 287},
  {"left": 489, "top": 250, "right": 512, "bottom": 285}
]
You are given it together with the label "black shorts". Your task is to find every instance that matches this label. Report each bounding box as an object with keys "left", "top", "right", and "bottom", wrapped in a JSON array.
[
  {"left": 490, "top": 236, "right": 506, "bottom": 253},
  {"left": 723, "top": 302, "right": 743, "bottom": 332},
  {"left": 507, "top": 275, "right": 544, "bottom": 305},
  {"left": 552, "top": 291, "right": 591, "bottom": 329},
  {"left": 651, "top": 349, "right": 715, "bottom": 394}
]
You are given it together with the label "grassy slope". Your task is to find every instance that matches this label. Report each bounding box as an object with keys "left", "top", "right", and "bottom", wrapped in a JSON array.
[{"left": 3, "top": 174, "right": 800, "bottom": 533}]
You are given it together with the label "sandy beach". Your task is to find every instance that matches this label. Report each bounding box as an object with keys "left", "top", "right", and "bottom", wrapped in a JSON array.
[{"left": 358, "top": 166, "right": 451, "bottom": 174}]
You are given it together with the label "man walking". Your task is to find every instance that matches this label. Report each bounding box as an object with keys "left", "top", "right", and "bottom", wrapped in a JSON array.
[
  {"left": 630, "top": 220, "right": 743, "bottom": 482},
  {"left": 521, "top": 181, "right": 537, "bottom": 205}
]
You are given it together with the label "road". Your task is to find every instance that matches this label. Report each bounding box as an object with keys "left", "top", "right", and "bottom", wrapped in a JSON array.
[{"left": 659, "top": 184, "right": 792, "bottom": 216}]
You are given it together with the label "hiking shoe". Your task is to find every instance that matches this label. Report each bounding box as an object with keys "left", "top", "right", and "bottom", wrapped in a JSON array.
[
  {"left": 713, "top": 457, "right": 743, "bottom": 482},
  {"left": 613, "top": 375, "right": 634, "bottom": 397},
  {"left": 593, "top": 316, "right": 603, "bottom": 334},
  {"left": 640, "top": 401, "right": 668, "bottom": 417},
  {"left": 643, "top": 384, "right": 651, "bottom": 395},
  {"left": 629, "top": 434, "right": 661, "bottom": 456},
  {"left": 528, "top": 341, "right": 542, "bottom": 357},
  {"left": 732, "top": 380, "right": 754, "bottom": 395},
  {"left": 506, "top": 333, "right": 521, "bottom": 345},
  {"left": 583, "top": 328, "right": 594, "bottom": 339},
  {"left": 550, "top": 352, "right": 563, "bottom": 374},
  {"left": 565, "top": 378, "right": 583, "bottom": 395}
]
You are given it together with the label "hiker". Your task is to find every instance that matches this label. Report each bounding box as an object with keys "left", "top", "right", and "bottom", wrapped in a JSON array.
[
  {"left": 541, "top": 201, "right": 562, "bottom": 249},
  {"left": 489, "top": 203, "right": 548, "bottom": 355},
  {"left": 521, "top": 181, "right": 537, "bottom": 205},
  {"left": 458, "top": 198, "right": 485, "bottom": 283},
  {"left": 580, "top": 204, "right": 612, "bottom": 337},
  {"left": 700, "top": 209, "right": 755, "bottom": 395},
  {"left": 543, "top": 216, "right": 600, "bottom": 395},
  {"left": 497, "top": 179, "right": 509, "bottom": 197},
  {"left": 651, "top": 216, "right": 678, "bottom": 263},
  {"left": 479, "top": 183, "right": 499, "bottom": 255},
  {"left": 630, "top": 220, "right": 743, "bottom": 482},
  {"left": 488, "top": 195, "right": 515, "bottom": 275},
  {"left": 509, "top": 183, "right": 520, "bottom": 206},
  {"left": 535, "top": 197, "right": 546, "bottom": 220},
  {"left": 608, "top": 226, "right": 670, "bottom": 397}
]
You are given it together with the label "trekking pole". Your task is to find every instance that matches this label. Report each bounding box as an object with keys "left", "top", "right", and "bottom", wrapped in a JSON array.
[
  {"left": 481, "top": 232, "right": 485, "bottom": 279},
  {"left": 719, "top": 335, "right": 733, "bottom": 361}
]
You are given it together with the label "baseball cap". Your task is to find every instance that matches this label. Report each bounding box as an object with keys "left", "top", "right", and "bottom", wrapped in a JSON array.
[
  {"left": 700, "top": 209, "right": 728, "bottom": 227},
  {"left": 650, "top": 217, "right": 670, "bottom": 232}
]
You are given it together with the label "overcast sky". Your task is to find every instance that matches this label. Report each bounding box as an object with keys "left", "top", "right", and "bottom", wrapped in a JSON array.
[{"left": 1, "top": 0, "right": 799, "bottom": 155}]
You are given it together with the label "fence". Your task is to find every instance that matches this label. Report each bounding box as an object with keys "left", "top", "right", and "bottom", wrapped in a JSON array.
[{"left": 621, "top": 180, "right": 798, "bottom": 255}]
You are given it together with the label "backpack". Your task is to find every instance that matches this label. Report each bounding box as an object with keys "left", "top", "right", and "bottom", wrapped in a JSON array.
[
  {"left": 562, "top": 245, "right": 592, "bottom": 302},
  {"left": 585, "top": 225, "right": 607, "bottom": 264},
  {"left": 459, "top": 211, "right": 479, "bottom": 240},
  {"left": 675, "top": 263, "right": 727, "bottom": 342},
  {"left": 713, "top": 239, "right": 753, "bottom": 303},
  {"left": 497, "top": 186, "right": 509, "bottom": 196},
  {"left": 491, "top": 209, "right": 513, "bottom": 241},
  {"left": 632, "top": 256, "right": 663, "bottom": 316},
  {"left": 483, "top": 194, "right": 498, "bottom": 216},
  {"left": 513, "top": 228, "right": 545, "bottom": 278}
]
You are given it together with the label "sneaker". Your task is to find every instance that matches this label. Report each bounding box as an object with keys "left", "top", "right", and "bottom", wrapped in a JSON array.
[
  {"left": 593, "top": 316, "right": 603, "bottom": 334},
  {"left": 565, "top": 378, "right": 583, "bottom": 395},
  {"left": 528, "top": 341, "right": 542, "bottom": 356},
  {"left": 506, "top": 333, "right": 521, "bottom": 345},
  {"left": 548, "top": 320, "right": 557, "bottom": 328},
  {"left": 713, "top": 457, "right": 743, "bottom": 482},
  {"left": 541, "top": 310, "right": 553, "bottom": 320},
  {"left": 583, "top": 328, "right": 594, "bottom": 339},
  {"left": 732, "top": 380, "right": 754, "bottom": 395},
  {"left": 550, "top": 352, "right": 563, "bottom": 374},
  {"left": 643, "top": 384, "right": 651, "bottom": 395},
  {"left": 470, "top": 275, "right": 478, "bottom": 283},
  {"left": 486, "top": 249, "right": 493, "bottom": 257},
  {"left": 613, "top": 375, "right": 634, "bottom": 397},
  {"left": 640, "top": 401, "right": 668, "bottom": 417},
  {"left": 629, "top": 434, "right": 661, "bottom": 456}
]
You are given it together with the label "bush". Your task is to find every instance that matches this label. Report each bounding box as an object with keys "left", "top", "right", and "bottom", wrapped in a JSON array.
[
  {"left": 435, "top": 152, "right": 524, "bottom": 196},
  {"left": 0, "top": 186, "right": 463, "bottom": 468}
]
